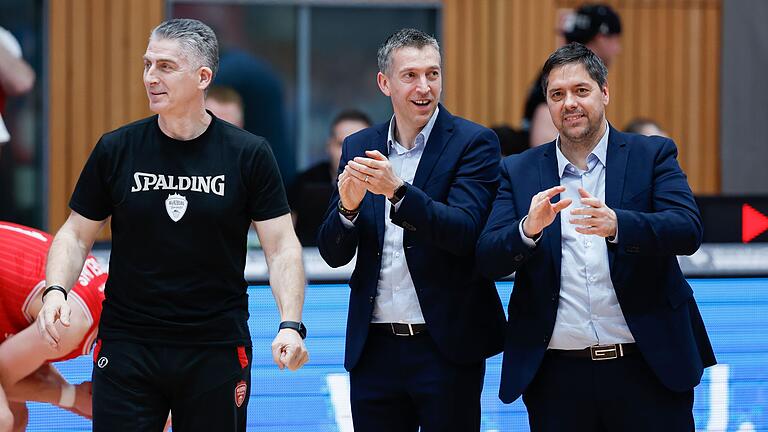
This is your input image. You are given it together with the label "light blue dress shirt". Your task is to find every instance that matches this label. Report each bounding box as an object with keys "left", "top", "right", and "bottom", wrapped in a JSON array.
[
  {"left": 341, "top": 108, "right": 440, "bottom": 324},
  {"left": 520, "top": 124, "right": 634, "bottom": 349}
]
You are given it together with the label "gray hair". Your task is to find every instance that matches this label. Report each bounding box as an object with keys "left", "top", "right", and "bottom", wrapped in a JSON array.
[
  {"left": 377, "top": 28, "right": 440, "bottom": 75},
  {"left": 540, "top": 42, "right": 607, "bottom": 96},
  {"left": 151, "top": 18, "right": 219, "bottom": 78}
]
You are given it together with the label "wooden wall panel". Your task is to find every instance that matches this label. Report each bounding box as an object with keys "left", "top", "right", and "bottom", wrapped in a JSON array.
[
  {"left": 442, "top": 0, "right": 721, "bottom": 193},
  {"left": 48, "top": 0, "right": 164, "bottom": 235}
]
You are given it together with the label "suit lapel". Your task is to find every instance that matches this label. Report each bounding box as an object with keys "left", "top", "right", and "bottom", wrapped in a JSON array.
[
  {"left": 605, "top": 126, "right": 629, "bottom": 273},
  {"left": 605, "top": 126, "right": 628, "bottom": 210},
  {"left": 412, "top": 105, "right": 453, "bottom": 189},
  {"left": 373, "top": 123, "right": 389, "bottom": 250},
  {"left": 540, "top": 142, "right": 563, "bottom": 283}
]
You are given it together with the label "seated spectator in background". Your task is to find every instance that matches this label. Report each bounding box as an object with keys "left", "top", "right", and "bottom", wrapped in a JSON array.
[
  {"left": 288, "top": 110, "right": 371, "bottom": 246},
  {"left": 492, "top": 125, "right": 530, "bottom": 156},
  {"left": 625, "top": 117, "right": 669, "bottom": 138},
  {"left": 205, "top": 85, "right": 244, "bottom": 128},
  {"left": 522, "top": 3, "right": 622, "bottom": 147}
]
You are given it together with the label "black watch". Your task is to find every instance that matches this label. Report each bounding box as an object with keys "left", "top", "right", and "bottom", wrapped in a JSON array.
[
  {"left": 389, "top": 182, "right": 408, "bottom": 205},
  {"left": 279, "top": 321, "right": 307, "bottom": 339}
]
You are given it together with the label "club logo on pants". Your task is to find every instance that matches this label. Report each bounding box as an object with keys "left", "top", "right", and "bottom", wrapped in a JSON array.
[
  {"left": 165, "top": 193, "right": 188, "bottom": 222},
  {"left": 234, "top": 380, "right": 247, "bottom": 408}
]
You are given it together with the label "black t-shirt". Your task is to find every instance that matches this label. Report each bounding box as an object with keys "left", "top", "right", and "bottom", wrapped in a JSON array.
[{"left": 70, "top": 114, "right": 289, "bottom": 346}]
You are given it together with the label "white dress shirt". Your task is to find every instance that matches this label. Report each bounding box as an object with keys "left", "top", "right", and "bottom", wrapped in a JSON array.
[
  {"left": 341, "top": 108, "right": 440, "bottom": 323},
  {"left": 520, "top": 124, "right": 634, "bottom": 349}
]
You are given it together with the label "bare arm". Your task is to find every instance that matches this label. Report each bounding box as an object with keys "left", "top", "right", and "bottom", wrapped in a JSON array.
[
  {"left": 46, "top": 212, "right": 106, "bottom": 292},
  {"left": 37, "top": 211, "right": 106, "bottom": 347},
  {"left": 254, "top": 213, "right": 305, "bottom": 322},
  {"left": 0, "top": 37, "right": 35, "bottom": 96},
  {"left": 253, "top": 213, "right": 309, "bottom": 371},
  {"left": 5, "top": 365, "right": 92, "bottom": 419}
]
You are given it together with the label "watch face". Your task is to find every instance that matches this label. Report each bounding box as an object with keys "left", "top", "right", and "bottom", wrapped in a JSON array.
[{"left": 395, "top": 184, "right": 407, "bottom": 198}]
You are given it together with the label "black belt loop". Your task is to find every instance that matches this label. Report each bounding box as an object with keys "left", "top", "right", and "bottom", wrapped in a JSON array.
[{"left": 370, "top": 323, "right": 427, "bottom": 336}]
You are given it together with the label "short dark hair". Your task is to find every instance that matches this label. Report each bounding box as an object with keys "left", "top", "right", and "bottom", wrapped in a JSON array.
[
  {"left": 330, "top": 109, "right": 372, "bottom": 135},
  {"left": 563, "top": 3, "right": 622, "bottom": 44},
  {"left": 540, "top": 42, "right": 608, "bottom": 96},
  {"left": 377, "top": 28, "right": 440, "bottom": 75}
]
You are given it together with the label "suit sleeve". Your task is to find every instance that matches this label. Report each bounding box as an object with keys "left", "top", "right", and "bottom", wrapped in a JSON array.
[
  {"left": 316, "top": 136, "right": 359, "bottom": 268},
  {"left": 612, "top": 138, "right": 703, "bottom": 256},
  {"left": 389, "top": 128, "right": 500, "bottom": 256},
  {"left": 475, "top": 157, "right": 540, "bottom": 279}
]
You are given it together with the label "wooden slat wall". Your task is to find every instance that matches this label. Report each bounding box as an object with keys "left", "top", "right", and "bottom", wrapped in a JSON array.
[
  {"left": 442, "top": 0, "right": 721, "bottom": 193},
  {"left": 48, "top": 0, "right": 164, "bottom": 235},
  {"left": 48, "top": 0, "right": 721, "bottom": 235}
]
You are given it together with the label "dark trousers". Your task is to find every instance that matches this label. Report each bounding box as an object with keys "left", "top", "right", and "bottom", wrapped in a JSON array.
[
  {"left": 350, "top": 329, "right": 486, "bottom": 432},
  {"left": 92, "top": 340, "right": 252, "bottom": 432},
  {"left": 522, "top": 351, "right": 694, "bottom": 432}
]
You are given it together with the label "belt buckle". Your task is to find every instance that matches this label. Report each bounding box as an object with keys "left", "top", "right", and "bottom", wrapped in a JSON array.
[
  {"left": 590, "top": 344, "right": 621, "bottom": 360},
  {"left": 390, "top": 323, "right": 415, "bottom": 336}
]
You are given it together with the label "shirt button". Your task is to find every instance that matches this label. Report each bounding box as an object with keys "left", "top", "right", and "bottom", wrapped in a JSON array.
[
  {"left": 585, "top": 241, "right": 592, "bottom": 248},
  {"left": 394, "top": 252, "right": 400, "bottom": 258},
  {"left": 589, "top": 275, "right": 597, "bottom": 283},
  {"left": 394, "top": 286, "right": 399, "bottom": 291}
]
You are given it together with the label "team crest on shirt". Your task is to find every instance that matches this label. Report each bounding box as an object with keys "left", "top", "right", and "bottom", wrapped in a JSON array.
[
  {"left": 234, "top": 380, "right": 247, "bottom": 407},
  {"left": 165, "top": 193, "right": 188, "bottom": 222}
]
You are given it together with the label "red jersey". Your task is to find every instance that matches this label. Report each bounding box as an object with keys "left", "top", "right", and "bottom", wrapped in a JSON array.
[{"left": 0, "top": 221, "right": 107, "bottom": 361}]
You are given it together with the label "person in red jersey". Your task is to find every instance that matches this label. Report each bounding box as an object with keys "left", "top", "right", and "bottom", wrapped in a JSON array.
[{"left": 0, "top": 221, "right": 106, "bottom": 432}]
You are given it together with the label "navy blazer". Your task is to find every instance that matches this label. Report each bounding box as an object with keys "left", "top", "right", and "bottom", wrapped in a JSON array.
[
  {"left": 317, "top": 106, "right": 507, "bottom": 371},
  {"left": 476, "top": 126, "right": 716, "bottom": 403}
]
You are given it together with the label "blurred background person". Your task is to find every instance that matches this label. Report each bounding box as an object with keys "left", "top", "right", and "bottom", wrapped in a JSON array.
[
  {"left": 522, "top": 3, "right": 622, "bottom": 148},
  {"left": 205, "top": 85, "right": 244, "bottom": 128},
  {"left": 0, "top": 24, "right": 35, "bottom": 224},
  {"left": 625, "top": 117, "right": 669, "bottom": 138},
  {"left": 288, "top": 109, "right": 371, "bottom": 246},
  {"left": 0, "top": 25, "right": 35, "bottom": 152},
  {"left": 491, "top": 125, "right": 530, "bottom": 157}
]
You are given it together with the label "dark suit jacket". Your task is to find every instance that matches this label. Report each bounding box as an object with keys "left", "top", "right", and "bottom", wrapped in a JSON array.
[
  {"left": 318, "top": 105, "right": 507, "bottom": 371},
  {"left": 476, "top": 126, "right": 716, "bottom": 403}
]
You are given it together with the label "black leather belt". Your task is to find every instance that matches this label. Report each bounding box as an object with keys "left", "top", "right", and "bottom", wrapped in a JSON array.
[
  {"left": 548, "top": 343, "right": 638, "bottom": 361},
  {"left": 370, "top": 323, "right": 427, "bottom": 336}
]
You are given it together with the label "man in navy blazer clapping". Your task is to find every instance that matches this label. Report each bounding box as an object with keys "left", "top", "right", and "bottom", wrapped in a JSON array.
[
  {"left": 318, "top": 28, "right": 506, "bottom": 432},
  {"left": 476, "top": 43, "right": 715, "bottom": 431}
]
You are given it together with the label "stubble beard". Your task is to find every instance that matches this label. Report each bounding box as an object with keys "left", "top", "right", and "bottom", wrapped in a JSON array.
[{"left": 560, "top": 116, "right": 603, "bottom": 151}]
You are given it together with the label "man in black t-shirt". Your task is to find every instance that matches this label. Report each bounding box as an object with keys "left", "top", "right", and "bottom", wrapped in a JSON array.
[{"left": 36, "top": 18, "right": 308, "bottom": 432}]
